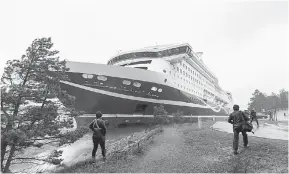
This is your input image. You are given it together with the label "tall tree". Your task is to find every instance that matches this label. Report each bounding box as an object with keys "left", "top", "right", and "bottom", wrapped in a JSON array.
[
  {"left": 1, "top": 37, "right": 88, "bottom": 172},
  {"left": 248, "top": 89, "right": 266, "bottom": 112},
  {"left": 278, "top": 89, "right": 288, "bottom": 109},
  {"left": 247, "top": 89, "right": 288, "bottom": 113}
]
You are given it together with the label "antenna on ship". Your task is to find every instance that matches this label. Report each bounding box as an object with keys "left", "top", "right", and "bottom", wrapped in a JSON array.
[{"left": 196, "top": 52, "right": 203, "bottom": 61}]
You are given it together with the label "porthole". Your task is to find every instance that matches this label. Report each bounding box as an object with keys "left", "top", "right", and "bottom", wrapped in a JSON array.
[
  {"left": 133, "top": 82, "right": 141, "bottom": 88},
  {"left": 82, "top": 74, "right": 94, "bottom": 79},
  {"left": 122, "top": 80, "right": 131, "bottom": 85},
  {"left": 97, "top": 75, "right": 107, "bottom": 81},
  {"left": 151, "top": 87, "right": 157, "bottom": 91},
  {"left": 158, "top": 88, "right": 162, "bottom": 92}
]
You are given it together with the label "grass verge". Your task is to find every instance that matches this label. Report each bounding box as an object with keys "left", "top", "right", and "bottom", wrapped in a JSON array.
[
  {"left": 181, "top": 121, "right": 288, "bottom": 173},
  {"left": 56, "top": 121, "right": 288, "bottom": 173}
]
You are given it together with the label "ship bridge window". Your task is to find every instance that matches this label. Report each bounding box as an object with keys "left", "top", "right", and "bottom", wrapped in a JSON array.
[
  {"left": 129, "top": 60, "right": 152, "bottom": 65},
  {"left": 158, "top": 88, "right": 162, "bottom": 92},
  {"left": 122, "top": 80, "right": 131, "bottom": 85},
  {"left": 151, "top": 87, "right": 157, "bottom": 91},
  {"left": 133, "top": 82, "right": 141, "bottom": 88},
  {"left": 135, "top": 67, "right": 148, "bottom": 70},
  {"left": 82, "top": 74, "right": 94, "bottom": 79},
  {"left": 97, "top": 75, "right": 107, "bottom": 81}
]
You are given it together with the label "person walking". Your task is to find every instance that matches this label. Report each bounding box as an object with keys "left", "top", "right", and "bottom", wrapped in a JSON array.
[
  {"left": 250, "top": 109, "right": 259, "bottom": 127},
  {"left": 268, "top": 110, "right": 273, "bottom": 121},
  {"left": 89, "top": 111, "right": 107, "bottom": 161},
  {"left": 228, "top": 105, "right": 250, "bottom": 155}
]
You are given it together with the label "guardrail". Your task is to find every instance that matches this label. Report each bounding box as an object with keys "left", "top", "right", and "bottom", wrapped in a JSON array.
[{"left": 76, "top": 114, "right": 229, "bottom": 129}]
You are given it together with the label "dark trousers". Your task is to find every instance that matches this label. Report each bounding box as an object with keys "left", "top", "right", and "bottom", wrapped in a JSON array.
[
  {"left": 233, "top": 127, "right": 248, "bottom": 152},
  {"left": 250, "top": 117, "right": 259, "bottom": 126},
  {"left": 92, "top": 136, "right": 106, "bottom": 158}
]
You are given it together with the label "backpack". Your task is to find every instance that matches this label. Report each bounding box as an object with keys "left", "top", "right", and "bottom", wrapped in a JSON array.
[
  {"left": 92, "top": 119, "right": 103, "bottom": 136},
  {"left": 240, "top": 111, "right": 253, "bottom": 132}
]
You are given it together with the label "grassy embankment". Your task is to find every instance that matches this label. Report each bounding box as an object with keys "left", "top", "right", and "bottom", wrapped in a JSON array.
[{"left": 58, "top": 119, "right": 288, "bottom": 173}]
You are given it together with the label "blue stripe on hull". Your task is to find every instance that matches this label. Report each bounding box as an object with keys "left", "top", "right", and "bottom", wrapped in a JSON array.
[
  {"left": 66, "top": 72, "right": 207, "bottom": 106},
  {"left": 60, "top": 82, "right": 227, "bottom": 116}
]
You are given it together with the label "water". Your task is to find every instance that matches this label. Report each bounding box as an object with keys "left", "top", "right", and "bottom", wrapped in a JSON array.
[{"left": 10, "top": 124, "right": 151, "bottom": 173}]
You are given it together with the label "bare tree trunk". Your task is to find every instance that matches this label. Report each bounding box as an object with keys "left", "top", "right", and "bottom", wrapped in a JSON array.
[
  {"left": 3, "top": 145, "right": 16, "bottom": 173},
  {"left": 1, "top": 125, "right": 12, "bottom": 171},
  {"left": 1, "top": 137, "right": 7, "bottom": 170}
]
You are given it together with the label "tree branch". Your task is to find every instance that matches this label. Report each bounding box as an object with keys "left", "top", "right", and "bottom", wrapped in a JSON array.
[
  {"left": 12, "top": 157, "right": 47, "bottom": 161},
  {"left": 30, "top": 136, "right": 60, "bottom": 141},
  {"left": 1, "top": 101, "right": 10, "bottom": 118},
  {"left": 11, "top": 161, "right": 44, "bottom": 165}
]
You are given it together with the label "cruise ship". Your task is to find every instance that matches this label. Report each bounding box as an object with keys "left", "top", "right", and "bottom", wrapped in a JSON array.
[{"left": 60, "top": 43, "right": 233, "bottom": 123}]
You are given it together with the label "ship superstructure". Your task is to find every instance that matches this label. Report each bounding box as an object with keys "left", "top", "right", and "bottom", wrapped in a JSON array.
[{"left": 108, "top": 43, "right": 233, "bottom": 111}]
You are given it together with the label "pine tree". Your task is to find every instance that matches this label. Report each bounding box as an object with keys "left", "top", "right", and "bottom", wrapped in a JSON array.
[{"left": 1, "top": 37, "right": 88, "bottom": 172}]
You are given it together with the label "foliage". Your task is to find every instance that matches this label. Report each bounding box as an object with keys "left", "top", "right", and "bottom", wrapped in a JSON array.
[
  {"left": 248, "top": 89, "right": 288, "bottom": 112},
  {"left": 0, "top": 37, "right": 88, "bottom": 173},
  {"left": 172, "top": 109, "right": 184, "bottom": 123},
  {"left": 153, "top": 105, "right": 187, "bottom": 124},
  {"left": 153, "top": 105, "right": 168, "bottom": 117},
  {"left": 153, "top": 105, "right": 169, "bottom": 125}
]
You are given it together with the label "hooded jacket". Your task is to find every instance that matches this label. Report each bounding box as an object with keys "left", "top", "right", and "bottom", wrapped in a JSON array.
[{"left": 228, "top": 111, "right": 249, "bottom": 129}]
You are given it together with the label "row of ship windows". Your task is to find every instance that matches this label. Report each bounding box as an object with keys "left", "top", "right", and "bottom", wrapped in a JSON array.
[
  {"left": 176, "top": 83, "right": 202, "bottom": 96},
  {"left": 171, "top": 73, "right": 205, "bottom": 91},
  {"left": 175, "top": 77, "right": 215, "bottom": 97},
  {"left": 176, "top": 66, "right": 201, "bottom": 81},
  {"left": 170, "top": 63, "right": 215, "bottom": 91},
  {"left": 180, "top": 61, "right": 214, "bottom": 84},
  {"left": 177, "top": 62, "right": 215, "bottom": 87},
  {"left": 82, "top": 74, "right": 163, "bottom": 92},
  {"left": 175, "top": 82, "right": 215, "bottom": 99}
]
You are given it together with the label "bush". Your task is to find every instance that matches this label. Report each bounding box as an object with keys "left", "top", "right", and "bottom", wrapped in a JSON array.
[
  {"left": 153, "top": 105, "right": 170, "bottom": 125},
  {"left": 172, "top": 110, "right": 184, "bottom": 123},
  {"left": 153, "top": 106, "right": 187, "bottom": 125}
]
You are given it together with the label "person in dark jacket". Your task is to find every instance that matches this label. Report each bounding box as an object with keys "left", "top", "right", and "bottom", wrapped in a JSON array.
[
  {"left": 268, "top": 110, "right": 273, "bottom": 121},
  {"left": 89, "top": 111, "right": 107, "bottom": 161},
  {"left": 228, "top": 105, "right": 250, "bottom": 155},
  {"left": 250, "top": 109, "right": 259, "bottom": 127}
]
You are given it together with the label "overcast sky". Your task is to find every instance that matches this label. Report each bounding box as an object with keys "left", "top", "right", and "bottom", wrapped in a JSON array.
[{"left": 0, "top": 0, "right": 288, "bottom": 110}]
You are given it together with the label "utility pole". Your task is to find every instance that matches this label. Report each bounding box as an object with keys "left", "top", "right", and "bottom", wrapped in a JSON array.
[{"left": 273, "top": 95, "right": 278, "bottom": 121}]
